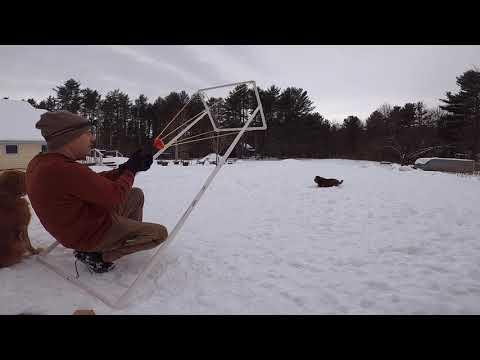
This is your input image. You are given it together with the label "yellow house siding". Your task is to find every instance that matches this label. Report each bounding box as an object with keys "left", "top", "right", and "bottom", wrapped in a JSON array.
[{"left": 0, "top": 142, "right": 45, "bottom": 170}]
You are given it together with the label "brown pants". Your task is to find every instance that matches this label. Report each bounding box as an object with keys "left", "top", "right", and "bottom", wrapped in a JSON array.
[{"left": 92, "top": 188, "right": 168, "bottom": 262}]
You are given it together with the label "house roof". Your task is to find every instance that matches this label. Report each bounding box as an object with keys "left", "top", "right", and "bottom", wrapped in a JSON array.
[{"left": 0, "top": 99, "right": 47, "bottom": 142}]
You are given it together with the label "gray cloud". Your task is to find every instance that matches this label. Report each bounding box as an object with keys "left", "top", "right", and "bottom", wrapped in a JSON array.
[{"left": 1, "top": 45, "right": 479, "bottom": 123}]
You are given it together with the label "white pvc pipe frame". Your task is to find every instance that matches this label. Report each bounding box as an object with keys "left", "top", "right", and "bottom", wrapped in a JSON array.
[{"left": 36, "top": 80, "right": 267, "bottom": 309}]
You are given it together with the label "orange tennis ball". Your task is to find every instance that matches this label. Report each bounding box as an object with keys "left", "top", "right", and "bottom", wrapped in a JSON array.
[{"left": 154, "top": 138, "right": 165, "bottom": 150}]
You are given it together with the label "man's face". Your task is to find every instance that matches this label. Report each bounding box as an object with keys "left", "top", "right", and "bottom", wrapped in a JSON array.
[{"left": 71, "top": 129, "right": 96, "bottom": 159}]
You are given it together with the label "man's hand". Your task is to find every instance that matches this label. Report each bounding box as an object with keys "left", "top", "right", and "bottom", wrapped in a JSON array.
[
  {"left": 138, "top": 151, "right": 153, "bottom": 172},
  {"left": 119, "top": 149, "right": 153, "bottom": 175}
]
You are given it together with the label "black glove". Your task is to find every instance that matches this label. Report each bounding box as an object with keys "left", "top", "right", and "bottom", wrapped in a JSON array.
[
  {"left": 138, "top": 151, "right": 153, "bottom": 172},
  {"left": 119, "top": 149, "right": 153, "bottom": 174}
]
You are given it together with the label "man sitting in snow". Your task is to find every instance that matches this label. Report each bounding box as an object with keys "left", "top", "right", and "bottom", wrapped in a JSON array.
[{"left": 26, "top": 111, "right": 168, "bottom": 273}]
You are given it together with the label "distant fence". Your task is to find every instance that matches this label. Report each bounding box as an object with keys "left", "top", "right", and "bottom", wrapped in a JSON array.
[{"left": 78, "top": 149, "right": 123, "bottom": 166}]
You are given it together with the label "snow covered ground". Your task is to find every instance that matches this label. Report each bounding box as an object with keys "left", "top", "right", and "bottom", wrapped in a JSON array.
[{"left": 2, "top": 158, "right": 480, "bottom": 314}]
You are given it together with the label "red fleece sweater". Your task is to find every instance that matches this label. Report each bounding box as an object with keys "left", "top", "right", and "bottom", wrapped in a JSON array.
[{"left": 26, "top": 153, "right": 134, "bottom": 251}]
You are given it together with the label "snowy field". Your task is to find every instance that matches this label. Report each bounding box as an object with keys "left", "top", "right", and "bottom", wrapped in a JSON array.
[{"left": 2, "top": 158, "right": 480, "bottom": 314}]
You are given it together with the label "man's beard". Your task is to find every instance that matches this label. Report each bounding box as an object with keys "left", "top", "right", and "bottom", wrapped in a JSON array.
[{"left": 77, "top": 147, "right": 92, "bottom": 161}]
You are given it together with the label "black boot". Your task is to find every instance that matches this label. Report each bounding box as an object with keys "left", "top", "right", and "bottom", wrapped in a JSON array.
[{"left": 73, "top": 251, "right": 115, "bottom": 273}]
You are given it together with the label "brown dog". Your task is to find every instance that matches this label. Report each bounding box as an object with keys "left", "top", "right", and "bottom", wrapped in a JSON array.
[
  {"left": 314, "top": 176, "right": 343, "bottom": 187},
  {"left": 0, "top": 170, "right": 41, "bottom": 268}
]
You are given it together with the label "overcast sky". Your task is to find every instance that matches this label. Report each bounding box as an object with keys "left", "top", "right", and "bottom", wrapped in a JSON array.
[{"left": 1, "top": 45, "right": 479, "bottom": 123}]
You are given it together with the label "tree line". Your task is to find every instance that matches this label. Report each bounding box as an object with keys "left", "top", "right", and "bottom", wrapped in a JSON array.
[{"left": 15, "top": 68, "right": 480, "bottom": 164}]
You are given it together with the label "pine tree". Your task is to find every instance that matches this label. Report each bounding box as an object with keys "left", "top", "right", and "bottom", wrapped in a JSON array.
[
  {"left": 37, "top": 95, "right": 57, "bottom": 111},
  {"left": 132, "top": 94, "right": 150, "bottom": 148},
  {"left": 27, "top": 98, "right": 37, "bottom": 108},
  {"left": 80, "top": 88, "right": 101, "bottom": 121},
  {"left": 342, "top": 115, "right": 363, "bottom": 158},
  {"left": 162, "top": 91, "right": 190, "bottom": 159},
  {"left": 440, "top": 69, "right": 480, "bottom": 159},
  {"left": 276, "top": 87, "right": 315, "bottom": 157},
  {"left": 54, "top": 79, "right": 82, "bottom": 113}
]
